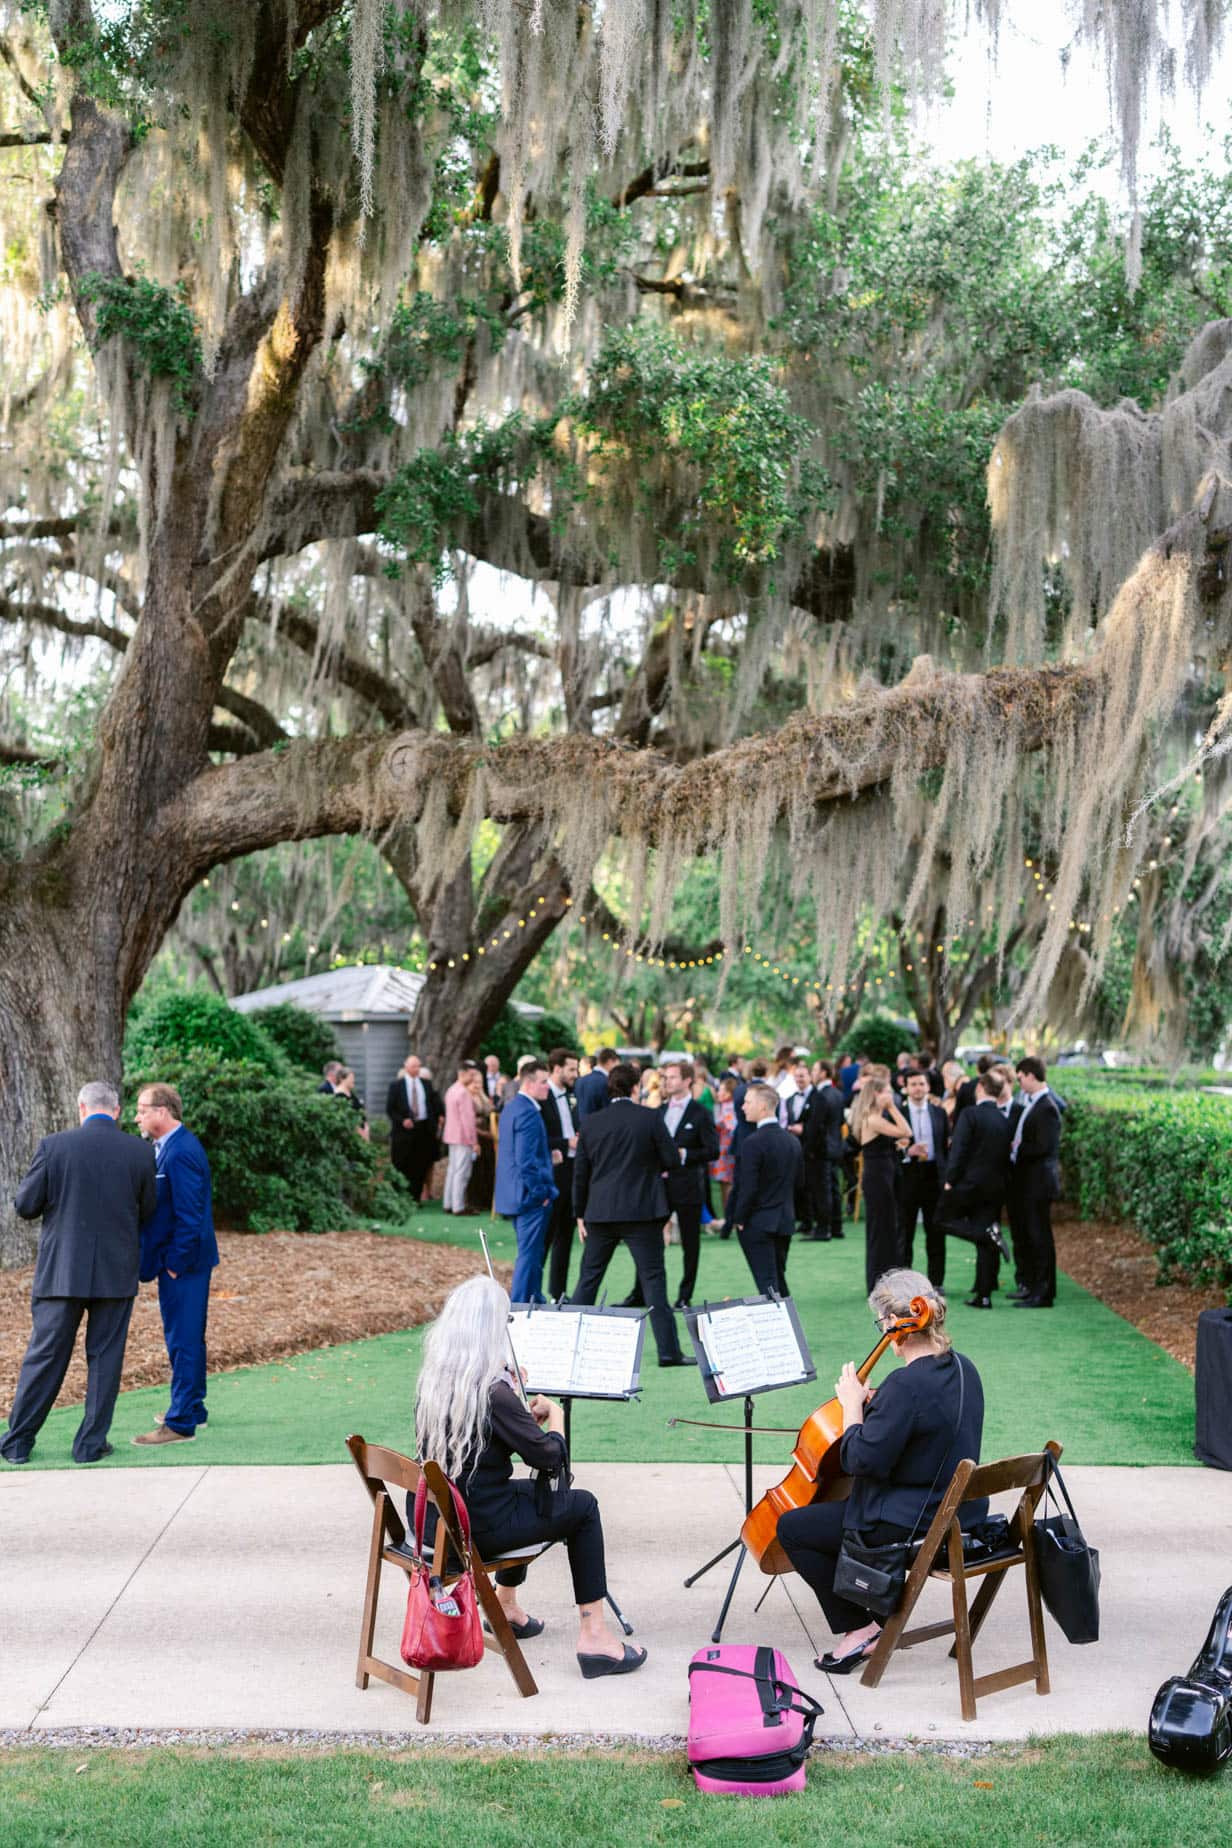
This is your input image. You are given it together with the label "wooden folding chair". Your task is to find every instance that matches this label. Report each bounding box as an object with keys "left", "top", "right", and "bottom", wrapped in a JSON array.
[
  {"left": 346, "top": 1434, "right": 545, "bottom": 1724},
  {"left": 860, "top": 1439, "right": 1062, "bottom": 1721}
]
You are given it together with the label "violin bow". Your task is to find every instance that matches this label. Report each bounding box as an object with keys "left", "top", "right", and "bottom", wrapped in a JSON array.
[
  {"left": 478, "top": 1224, "right": 533, "bottom": 1411},
  {"left": 667, "top": 1416, "right": 801, "bottom": 1435}
]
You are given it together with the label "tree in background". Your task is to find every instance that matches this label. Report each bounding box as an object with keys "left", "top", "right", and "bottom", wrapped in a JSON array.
[{"left": 1, "top": 2, "right": 1231, "bottom": 1265}]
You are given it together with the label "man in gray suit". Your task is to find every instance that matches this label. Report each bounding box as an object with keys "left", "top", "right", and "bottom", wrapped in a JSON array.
[{"left": 1, "top": 1081, "right": 157, "bottom": 1465}]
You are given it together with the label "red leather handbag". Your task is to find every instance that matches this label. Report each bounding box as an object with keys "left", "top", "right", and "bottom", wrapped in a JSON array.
[{"left": 399, "top": 1476, "right": 485, "bottom": 1672}]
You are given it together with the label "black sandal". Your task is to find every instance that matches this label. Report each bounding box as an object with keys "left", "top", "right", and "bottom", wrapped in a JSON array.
[
  {"left": 816, "top": 1632, "right": 881, "bottom": 1676},
  {"left": 484, "top": 1615, "right": 545, "bottom": 1641},
  {"left": 577, "top": 1643, "right": 647, "bottom": 1679}
]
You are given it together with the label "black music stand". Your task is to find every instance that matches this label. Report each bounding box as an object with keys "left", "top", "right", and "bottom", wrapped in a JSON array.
[
  {"left": 508, "top": 1299, "right": 647, "bottom": 1635},
  {"left": 679, "top": 1292, "right": 815, "bottom": 1643}
]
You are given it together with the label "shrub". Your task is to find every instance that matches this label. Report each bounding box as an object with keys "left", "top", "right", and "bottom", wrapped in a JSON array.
[
  {"left": 1059, "top": 1076, "right": 1232, "bottom": 1294},
  {"left": 836, "top": 1012, "right": 918, "bottom": 1069},
  {"left": 125, "top": 990, "right": 287, "bottom": 1076},
  {"left": 481, "top": 1004, "right": 577, "bottom": 1071},
  {"left": 122, "top": 1049, "right": 407, "bottom": 1233},
  {"left": 250, "top": 1002, "right": 340, "bottom": 1075}
]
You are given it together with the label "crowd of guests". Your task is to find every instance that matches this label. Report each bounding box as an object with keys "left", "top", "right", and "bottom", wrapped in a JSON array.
[{"left": 369, "top": 1036, "right": 1063, "bottom": 1325}]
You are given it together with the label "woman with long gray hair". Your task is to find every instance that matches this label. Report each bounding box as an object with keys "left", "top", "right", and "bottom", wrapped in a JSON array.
[{"left": 413, "top": 1274, "right": 645, "bottom": 1678}]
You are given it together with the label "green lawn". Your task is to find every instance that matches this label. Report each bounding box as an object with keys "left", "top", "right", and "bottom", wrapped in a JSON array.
[
  {"left": 16, "top": 1201, "right": 1197, "bottom": 1470},
  {"left": 0, "top": 1737, "right": 1223, "bottom": 1847}
]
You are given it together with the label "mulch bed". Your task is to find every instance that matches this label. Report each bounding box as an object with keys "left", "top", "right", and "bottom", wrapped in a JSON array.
[
  {"left": 1053, "top": 1205, "right": 1224, "bottom": 1371},
  {"left": 0, "top": 1230, "right": 511, "bottom": 1413}
]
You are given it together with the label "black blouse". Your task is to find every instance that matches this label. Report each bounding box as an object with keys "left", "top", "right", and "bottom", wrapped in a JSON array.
[
  {"left": 839, "top": 1350, "right": 986, "bottom": 1532},
  {"left": 412, "top": 1379, "right": 568, "bottom": 1537}
]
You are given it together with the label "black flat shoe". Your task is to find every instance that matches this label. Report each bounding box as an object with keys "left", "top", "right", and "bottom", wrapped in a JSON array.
[
  {"left": 484, "top": 1615, "right": 545, "bottom": 1641},
  {"left": 659, "top": 1353, "right": 697, "bottom": 1368},
  {"left": 817, "top": 1633, "right": 881, "bottom": 1676},
  {"left": 1012, "top": 1295, "right": 1053, "bottom": 1308},
  {"left": 672, "top": 1299, "right": 692, "bottom": 1311},
  {"left": 965, "top": 1294, "right": 992, "bottom": 1309},
  {"left": 578, "top": 1643, "right": 647, "bottom": 1679}
]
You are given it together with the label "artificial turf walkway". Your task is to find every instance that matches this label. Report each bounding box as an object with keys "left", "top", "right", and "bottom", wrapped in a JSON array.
[
  {"left": 0, "top": 1737, "right": 1224, "bottom": 1847},
  {"left": 18, "top": 1202, "right": 1197, "bottom": 1470}
]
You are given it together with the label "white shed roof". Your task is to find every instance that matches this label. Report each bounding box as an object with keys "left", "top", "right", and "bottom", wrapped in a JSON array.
[{"left": 230, "top": 964, "right": 425, "bottom": 1021}]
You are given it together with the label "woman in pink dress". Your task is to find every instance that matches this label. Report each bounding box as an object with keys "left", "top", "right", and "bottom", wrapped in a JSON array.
[{"left": 711, "top": 1076, "right": 738, "bottom": 1216}]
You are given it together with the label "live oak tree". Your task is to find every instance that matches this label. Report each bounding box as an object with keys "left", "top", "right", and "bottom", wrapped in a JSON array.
[{"left": 1, "top": 0, "right": 1231, "bottom": 1264}]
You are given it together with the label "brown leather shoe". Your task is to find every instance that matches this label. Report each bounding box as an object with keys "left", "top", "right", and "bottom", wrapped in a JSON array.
[{"left": 131, "top": 1425, "right": 195, "bottom": 1446}]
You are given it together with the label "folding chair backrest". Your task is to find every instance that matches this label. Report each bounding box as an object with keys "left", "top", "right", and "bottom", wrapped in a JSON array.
[
  {"left": 347, "top": 1433, "right": 422, "bottom": 1552},
  {"left": 964, "top": 1448, "right": 1056, "bottom": 1503}
]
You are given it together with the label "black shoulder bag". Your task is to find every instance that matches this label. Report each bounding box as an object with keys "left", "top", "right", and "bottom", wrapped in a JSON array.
[
  {"left": 1033, "top": 1452, "right": 1100, "bottom": 1644},
  {"left": 833, "top": 1359, "right": 966, "bottom": 1619}
]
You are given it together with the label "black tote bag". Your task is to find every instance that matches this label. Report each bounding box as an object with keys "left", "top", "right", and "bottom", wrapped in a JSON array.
[{"left": 1034, "top": 1456, "right": 1100, "bottom": 1644}]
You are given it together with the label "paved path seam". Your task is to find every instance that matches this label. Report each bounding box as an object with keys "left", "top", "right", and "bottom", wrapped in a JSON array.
[{"left": 23, "top": 1465, "right": 210, "bottom": 1732}]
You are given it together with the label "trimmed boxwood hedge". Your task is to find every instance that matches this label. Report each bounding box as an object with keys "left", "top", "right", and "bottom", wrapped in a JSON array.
[{"left": 1059, "top": 1074, "right": 1232, "bottom": 1293}]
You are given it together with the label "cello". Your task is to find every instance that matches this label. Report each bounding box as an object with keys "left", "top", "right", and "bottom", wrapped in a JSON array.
[{"left": 740, "top": 1296, "right": 935, "bottom": 1575}]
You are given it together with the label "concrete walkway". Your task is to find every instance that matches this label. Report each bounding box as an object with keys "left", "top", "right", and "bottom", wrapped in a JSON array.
[{"left": 3, "top": 1461, "right": 1229, "bottom": 1742}]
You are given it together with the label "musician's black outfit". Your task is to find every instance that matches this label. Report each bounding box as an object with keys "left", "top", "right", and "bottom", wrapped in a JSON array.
[
  {"left": 412, "top": 1378, "right": 606, "bottom": 1603},
  {"left": 777, "top": 1349, "right": 985, "bottom": 1633}
]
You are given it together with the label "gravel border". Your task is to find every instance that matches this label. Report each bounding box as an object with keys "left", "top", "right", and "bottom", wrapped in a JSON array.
[{"left": 0, "top": 1725, "right": 997, "bottom": 1758}]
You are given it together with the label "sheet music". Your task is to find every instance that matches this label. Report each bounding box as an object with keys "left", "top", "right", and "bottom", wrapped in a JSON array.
[
  {"left": 508, "top": 1309, "right": 641, "bottom": 1397},
  {"left": 696, "top": 1299, "right": 808, "bottom": 1397}
]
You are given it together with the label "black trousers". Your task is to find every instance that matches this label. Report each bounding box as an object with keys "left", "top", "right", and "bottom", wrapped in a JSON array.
[
  {"left": 1014, "top": 1189, "right": 1057, "bottom": 1302},
  {"left": 571, "top": 1220, "right": 684, "bottom": 1363},
  {"left": 897, "top": 1161, "right": 945, "bottom": 1286},
  {"left": 623, "top": 1201, "right": 704, "bottom": 1307},
  {"left": 417, "top": 1479, "right": 608, "bottom": 1605},
  {"left": 392, "top": 1122, "right": 437, "bottom": 1201},
  {"left": 543, "top": 1162, "right": 576, "bottom": 1300},
  {"left": 777, "top": 1500, "right": 910, "bottom": 1634},
  {"left": 862, "top": 1153, "right": 900, "bottom": 1293},
  {"left": 805, "top": 1155, "right": 843, "bottom": 1240},
  {"left": 1005, "top": 1190, "right": 1030, "bottom": 1290},
  {"left": 2, "top": 1295, "right": 134, "bottom": 1463},
  {"left": 738, "top": 1225, "right": 790, "bottom": 1297}
]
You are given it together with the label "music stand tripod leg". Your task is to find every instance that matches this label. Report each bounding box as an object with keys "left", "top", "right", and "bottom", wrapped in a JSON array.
[
  {"left": 683, "top": 1534, "right": 743, "bottom": 1588},
  {"left": 710, "top": 1544, "right": 748, "bottom": 1645}
]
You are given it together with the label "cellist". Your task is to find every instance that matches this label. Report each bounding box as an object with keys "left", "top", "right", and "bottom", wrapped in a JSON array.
[{"left": 777, "top": 1270, "right": 986, "bottom": 1675}]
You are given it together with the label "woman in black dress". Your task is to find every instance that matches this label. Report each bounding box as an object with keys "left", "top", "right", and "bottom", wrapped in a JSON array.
[
  {"left": 413, "top": 1274, "right": 645, "bottom": 1679},
  {"left": 851, "top": 1067, "right": 911, "bottom": 1291},
  {"left": 777, "top": 1269, "right": 986, "bottom": 1673}
]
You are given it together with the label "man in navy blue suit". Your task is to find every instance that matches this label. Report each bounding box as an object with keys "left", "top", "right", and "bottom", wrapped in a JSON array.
[
  {"left": 574, "top": 1048, "right": 618, "bottom": 1120},
  {"left": 131, "top": 1084, "right": 219, "bottom": 1447},
  {"left": 494, "top": 1060, "right": 558, "bottom": 1303}
]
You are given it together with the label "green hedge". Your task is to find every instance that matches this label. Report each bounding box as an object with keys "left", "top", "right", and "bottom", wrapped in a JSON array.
[
  {"left": 1059, "top": 1075, "right": 1232, "bottom": 1293},
  {"left": 250, "top": 1001, "right": 340, "bottom": 1074},
  {"left": 123, "top": 1049, "right": 407, "bottom": 1234},
  {"left": 125, "top": 990, "right": 287, "bottom": 1076},
  {"left": 836, "top": 1012, "right": 918, "bottom": 1067}
]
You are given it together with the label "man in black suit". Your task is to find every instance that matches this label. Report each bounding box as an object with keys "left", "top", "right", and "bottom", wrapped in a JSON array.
[
  {"left": 1006, "top": 1056, "right": 1062, "bottom": 1307},
  {"left": 782, "top": 1058, "right": 815, "bottom": 1236},
  {"left": 801, "top": 1060, "right": 846, "bottom": 1241},
  {"left": 726, "top": 1083, "right": 803, "bottom": 1297},
  {"left": 896, "top": 1069, "right": 951, "bottom": 1285},
  {"left": 2, "top": 1081, "right": 157, "bottom": 1465},
  {"left": 317, "top": 1061, "right": 344, "bottom": 1095},
  {"left": 620, "top": 1059, "right": 719, "bottom": 1312},
  {"left": 570, "top": 1062, "right": 691, "bottom": 1366},
  {"left": 538, "top": 1047, "right": 580, "bottom": 1299},
  {"left": 574, "top": 1048, "right": 617, "bottom": 1121},
  {"left": 940, "top": 1071, "right": 1013, "bottom": 1308},
  {"left": 385, "top": 1053, "right": 444, "bottom": 1203}
]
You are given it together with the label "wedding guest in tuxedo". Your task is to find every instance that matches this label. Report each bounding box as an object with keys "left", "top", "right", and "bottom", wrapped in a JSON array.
[
  {"left": 1006, "top": 1056, "right": 1062, "bottom": 1307},
  {"left": 574, "top": 1048, "right": 618, "bottom": 1120},
  {"left": 726, "top": 1082, "right": 803, "bottom": 1297},
  {"left": 916, "top": 1048, "right": 945, "bottom": 1099},
  {"left": 620, "top": 1059, "right": 718, "bottom": 1312},
  {"left": 495, "top": 1060, "right": 557, "bottom": 1303},
  {"left": 896, "top": 1070, "right": 950, "bottom": 1285},
  {"left": 783, "top": 1057, "right": 815, "bottom": 1233},
  {"left": 953, "top": 1053, "right": 996, "bottom": 1121},
  {"left": 801, "top": 1059, "right": 846, "bottom": 1242},
  {"left": 539, "top": 1047, "right": 580, "bottom": 1299},
  {"left": 131, "top": 1084, "right": 219, "bottom": 1447},
  {"left": 2, "top": 1082, "right": 156, "bottom": 1466},
  {"left": 385, "top": 1054, "right": 443, "bottom": 1203},
  {"left": 570, "top": 1063, "right": 691, "bottom": 1367},
  {"left": 852, "top": 1069, "right": 911, "bottom": 1293},
  {"left": 940, "top": 1070, "right": 1013, "bottom": 1308}
]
